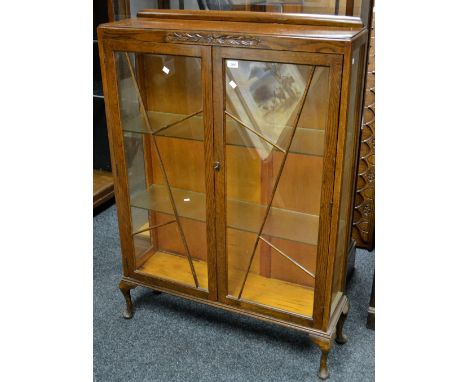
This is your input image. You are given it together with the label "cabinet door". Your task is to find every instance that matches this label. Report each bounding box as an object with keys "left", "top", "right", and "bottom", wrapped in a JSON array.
[
  {"left": 103, "top": 41, "right": 217, "bottom": 300},
  {"left": 213, "top": 47, "right": 342, "bottom": 326}
]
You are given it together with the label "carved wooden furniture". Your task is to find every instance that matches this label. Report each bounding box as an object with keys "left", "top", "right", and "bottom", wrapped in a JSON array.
[
  {"left": 98, "top": 10, "right": 367, "bottom": 379},
  {"left": 352, "top": 3, "right": 374, "bottom": 250}
]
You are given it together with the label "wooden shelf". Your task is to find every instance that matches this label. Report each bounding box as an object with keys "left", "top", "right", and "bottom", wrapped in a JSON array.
[
  {"left": 122, "top": 111, "right": 325, "bottom": 157},
  {"left": 138, "top": 250, "right": 209, "bottom": 290},
  {"left": 137, "top": 250, "right": 314, "bottom": 317},
  {"left": 131, "top": 185, "right": 319, "bottom": 245},
  {"left": 93, "top": 170, "right": 114, "bottom": 208}
]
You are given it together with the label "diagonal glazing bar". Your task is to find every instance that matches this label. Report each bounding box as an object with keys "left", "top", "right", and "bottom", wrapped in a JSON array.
[
  {"left": 259, "top": 236, "right": 316, "bottom": 279},
  {"left": 150, "top": 135, "right": 200, "bottom": 288},
  {"left": 237, "top": 66, "right": 316, "bottom": 300},
  {"left": 132, "top": 220, "right": 176, "bottom": 236},
  {"left": 123, "top": 53, "right": 200, "bottom": 288},
  {"left": 225, "top": 111, "right": 286, "bottom": 153},
  {"left": 152, "top": 110, "right": 203, "bottom": 136}
]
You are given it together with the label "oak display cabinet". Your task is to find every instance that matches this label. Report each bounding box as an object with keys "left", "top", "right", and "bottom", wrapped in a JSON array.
[{"left": 99, "top": 10, "right": 367, "bottom": 379}]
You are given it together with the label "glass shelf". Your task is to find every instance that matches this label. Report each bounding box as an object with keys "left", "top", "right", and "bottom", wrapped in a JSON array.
[
  {"left": 131, "top": 184, "right": 319, "bottom": 245},
  {"left": 122, "top": 111, "right": 325, "bottom": 157}
]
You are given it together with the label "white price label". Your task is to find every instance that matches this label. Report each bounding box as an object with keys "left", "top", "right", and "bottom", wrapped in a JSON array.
[
  {"left": 229, "top": 80, "right": 237, "bottom": 89},
  {"left": 227, "top": 60, "right": 238, "bottom": 69},
  {"left": 162, "top": 66, "right": 170, "bottom": 74}
]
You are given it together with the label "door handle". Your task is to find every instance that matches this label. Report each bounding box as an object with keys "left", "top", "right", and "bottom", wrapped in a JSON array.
[{"left": 213, "top": 161, "right": 221, "bottom": 171}]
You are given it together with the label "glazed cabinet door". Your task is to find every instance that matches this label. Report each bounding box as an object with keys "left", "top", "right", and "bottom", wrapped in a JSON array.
[
  {"left": 102, "top": 41, "right": 217, "bottom": 300},
  {"left": 213, "top": 47, "right": 343, "bottom": 326}
]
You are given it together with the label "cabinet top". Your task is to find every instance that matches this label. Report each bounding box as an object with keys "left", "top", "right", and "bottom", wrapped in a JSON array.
[{"left": 100, "top": 12, "right": 365, "bottom": 43}]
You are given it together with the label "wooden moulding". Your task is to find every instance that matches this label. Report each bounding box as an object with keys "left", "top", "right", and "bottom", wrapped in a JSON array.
[
  {"left": 136, "top": 9, "right": 363, "bottom": 29},
  {"left": 100, "top": 25, "right": 363, "bottom": 57}
]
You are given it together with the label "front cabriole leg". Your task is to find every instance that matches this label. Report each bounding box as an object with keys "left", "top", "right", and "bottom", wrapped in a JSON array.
[
  {"left": 310, "top": 336, "right": 332, "bottom": 380},
  {"left": 119, "top": 279, "right": 137, "bottom": 319}
]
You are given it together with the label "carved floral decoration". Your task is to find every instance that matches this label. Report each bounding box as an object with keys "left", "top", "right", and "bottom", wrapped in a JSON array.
[{"left": 166, "top": 32, "right": 260, "bottom": 47}]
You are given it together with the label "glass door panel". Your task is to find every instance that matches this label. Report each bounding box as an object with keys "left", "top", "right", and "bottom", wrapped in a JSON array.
[
  {"left": 115, "top": 51, "right": 209, "bottom": 291},
  {"left": 224, "top": 58, "right": 331, "bottom": 318}
]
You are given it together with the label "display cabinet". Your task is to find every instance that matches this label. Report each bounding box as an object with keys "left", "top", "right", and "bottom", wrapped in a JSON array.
[{"left": 99, "top": 10, "right": 367, "bottom": 379}]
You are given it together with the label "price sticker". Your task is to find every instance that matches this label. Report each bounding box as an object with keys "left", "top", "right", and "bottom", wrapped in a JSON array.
[{"left": 227, "top": 60, "right": 238, "bottom": 69}]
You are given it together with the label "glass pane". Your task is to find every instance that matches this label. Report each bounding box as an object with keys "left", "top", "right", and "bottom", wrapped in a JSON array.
[
  {"left": 331, "top": 46, "right": 363, "bottom": 311},
  {"left": 116, "top": 51, "right": 208, "bottom": 290},
  {"left": 225, "top": 59, "right": 330, "bottom": 318}
]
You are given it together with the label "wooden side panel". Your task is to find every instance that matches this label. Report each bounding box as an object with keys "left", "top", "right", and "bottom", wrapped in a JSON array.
[{"left": 327, "top": 36, "right": 368, "bottom": 326}]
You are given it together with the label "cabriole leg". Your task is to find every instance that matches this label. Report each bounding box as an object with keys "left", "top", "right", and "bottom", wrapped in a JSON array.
[
  {"left": 119, "top": 280, "right": 136, "bottom": 319},
  {"left": 336, "top": 300, "right": 350, "bottom": 345},
  {"left": 310, "top": 336, "right": 332, "bottom": 380}
]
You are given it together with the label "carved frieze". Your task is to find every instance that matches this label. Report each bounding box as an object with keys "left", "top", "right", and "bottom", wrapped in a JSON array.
[{"left": 166, "top": 32, "right": 260, "bottom": 47}]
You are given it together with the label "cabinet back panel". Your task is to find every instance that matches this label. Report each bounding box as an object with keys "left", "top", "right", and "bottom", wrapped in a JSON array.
[
  {"left": 272, "top": 152, "right": 323, "bottom": 216},
  {"left": 143, "top": 54, "right": 203, "bottom": 115},
  {"left": 270, "top": 239, "right": 317, "bottom": 288},
  {"left": 154, "top": 214, "right": 208, "bottom": 262},
  {"left": 152, "top": 136, "right": 206, "bottom": 193}
]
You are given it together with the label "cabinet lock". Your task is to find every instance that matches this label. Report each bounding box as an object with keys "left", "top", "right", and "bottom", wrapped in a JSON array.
[{"left": 213, "top": 161, "right": 221, "bottom": 171}]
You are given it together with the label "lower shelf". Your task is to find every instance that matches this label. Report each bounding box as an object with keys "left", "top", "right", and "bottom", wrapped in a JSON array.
[
  {"left": 138, "top": 250, "right": 209, "bottom": 290},
  {"left": 136, "top": 250, "right": 314, "bottom": 318}
]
